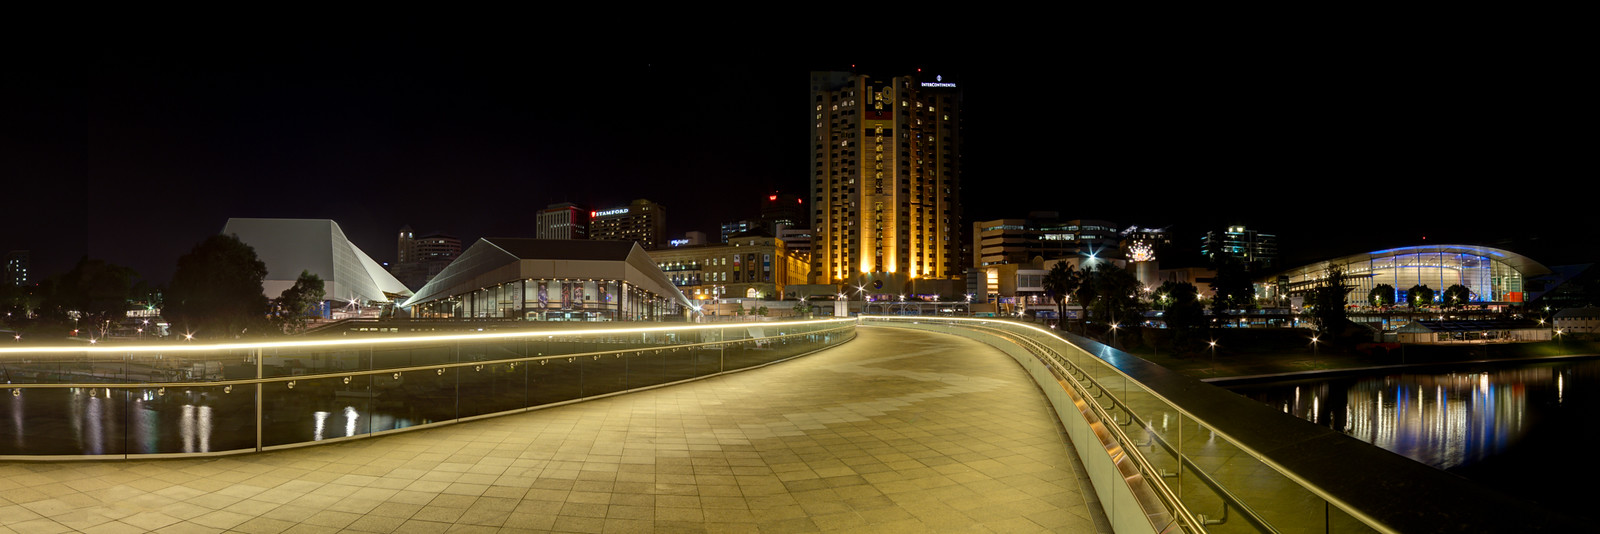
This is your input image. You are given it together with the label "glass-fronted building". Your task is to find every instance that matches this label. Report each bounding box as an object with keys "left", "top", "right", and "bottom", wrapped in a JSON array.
[
  {"left": 1264, "top": 245, "right": 1551, "bottom": 306},
  {"left": 401, "top": 238, "right": 691, "bottom": 321}
]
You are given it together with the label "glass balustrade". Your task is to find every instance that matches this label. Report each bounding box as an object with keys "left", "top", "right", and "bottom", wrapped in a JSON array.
[
  {"left": 0, "top": 319, "right": 854, "bottom": 458},
  {"left": 861, "top": 316, "right": 1379, "bottom": 534}
]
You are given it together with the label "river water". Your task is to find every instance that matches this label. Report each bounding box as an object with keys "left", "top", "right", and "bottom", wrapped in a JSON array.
[{"left": 1227, "top": 357, "right": 1600, "bottom": 516}]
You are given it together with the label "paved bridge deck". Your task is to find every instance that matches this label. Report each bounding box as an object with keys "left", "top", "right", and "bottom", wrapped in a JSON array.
[{"left": 0, "top": 327, "right": 1108, "bottom": 533}]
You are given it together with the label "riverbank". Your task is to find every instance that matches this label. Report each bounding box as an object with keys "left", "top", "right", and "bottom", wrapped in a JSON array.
[{"left": 1078, "top": 326, "right": 1600, "bottom": 382}]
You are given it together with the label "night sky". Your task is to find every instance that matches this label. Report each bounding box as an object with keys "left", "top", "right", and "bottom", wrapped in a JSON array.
[{"left": 4, "top": 34, "right": 1592, "bottom": 286}]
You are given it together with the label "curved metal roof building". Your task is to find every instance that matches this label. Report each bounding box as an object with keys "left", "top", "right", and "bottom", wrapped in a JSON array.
[
  {"left": 1267, "top": 245, "right": 1552, "bottom": 305},
  {"left": 401, "top": 238, "right": 691, "bottom": 321}
]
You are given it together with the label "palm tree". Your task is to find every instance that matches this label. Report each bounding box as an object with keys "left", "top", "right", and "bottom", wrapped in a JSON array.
[{"left": 1042, "top": 261, "right": 1080, "bottom": 330}]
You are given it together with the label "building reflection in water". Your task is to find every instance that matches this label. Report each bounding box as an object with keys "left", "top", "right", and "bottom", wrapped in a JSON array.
[
  {"left": 313, "top": 406, "right": 365, "bottom": 441},
  {"left": 1239, "top": 365, "right": 1573, "bottom": 470}
]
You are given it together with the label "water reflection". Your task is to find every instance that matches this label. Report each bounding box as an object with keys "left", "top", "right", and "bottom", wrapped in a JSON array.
[
  {"left": 312, "top": 407, "right": 364, "bottom": 441},
  {"left": 0, "top": 328, "right": 851, "bottom": 456},
  {"left": 1232, "top": 362, "right": 1584, "bottom": 470}
]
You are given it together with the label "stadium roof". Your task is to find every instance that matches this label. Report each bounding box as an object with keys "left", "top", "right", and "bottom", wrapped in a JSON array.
[{"left": 1274, "top": 244, "right": 1553, "bottom": 280}]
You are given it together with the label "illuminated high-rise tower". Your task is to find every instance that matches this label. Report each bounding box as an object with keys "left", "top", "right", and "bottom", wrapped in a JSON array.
[{"left": 809, "top": 70, "right": 961, "bottom": 290}]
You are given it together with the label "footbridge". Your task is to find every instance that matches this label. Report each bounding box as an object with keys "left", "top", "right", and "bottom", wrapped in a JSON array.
[{"left": 0, "top": 318, "right": 1573, "bottom": 532}]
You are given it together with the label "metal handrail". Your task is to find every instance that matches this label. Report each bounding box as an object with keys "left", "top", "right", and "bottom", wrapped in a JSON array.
[
  {"left": 867, "top": 316, "right": 1390, "bottom": 533},
  {"left": 997, "top": 327, "right": 1276, "bottom": 533},
  {"left": 0, "top": 318, "right": 857, "bottom": 355},
  {"left": 955, "top": 322, "right": 1201, "bottom": 534}
]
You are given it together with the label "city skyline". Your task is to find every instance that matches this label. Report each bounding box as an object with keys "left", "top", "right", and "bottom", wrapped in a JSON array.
[{"left": 5, "top": 35, "right": 1592, "bottom": 286}]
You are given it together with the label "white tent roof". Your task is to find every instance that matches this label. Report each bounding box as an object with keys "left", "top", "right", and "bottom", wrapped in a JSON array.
[{"left": 221, "top": 218, "right": 412, "bottom": 303}]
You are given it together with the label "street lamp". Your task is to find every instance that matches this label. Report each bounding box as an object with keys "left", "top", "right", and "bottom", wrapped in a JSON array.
[
  {"left": 1208, "top": 340, "right": 1218, "bottom": 371},
  {"left": 1110, "top": 323, "right": 1120, "bottom": 348},
  {"left": 1310, "top": 336, "right": 1320, "bottom": 369}
]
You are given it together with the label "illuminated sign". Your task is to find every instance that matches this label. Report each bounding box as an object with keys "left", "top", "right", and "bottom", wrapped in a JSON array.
[
  {"left": 921, "top": 75, "right": 955, "bottom": 88},
  {"left": 594, "top": 208, "right": 630, "bottom": 218},
  {"left": 669, "top": 239, "right": 690, "bottom": 247}
]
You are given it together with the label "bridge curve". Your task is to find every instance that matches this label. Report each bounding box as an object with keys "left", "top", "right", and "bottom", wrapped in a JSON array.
[{"left": 0, "top": 327, "right": 1108, "bottom": 533}]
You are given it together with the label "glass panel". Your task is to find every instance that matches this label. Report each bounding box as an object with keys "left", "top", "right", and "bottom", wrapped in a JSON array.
[
  {"left": 459, "top": 361, "right": 524, "bottom": 418},
  {"left": 1330, "top": 503, "right": 1378, "bottom": 533},
  {"left": 626, "top": 349, "right": 667, "bottom": 390},
  {"left": 263, "top": 346, "right": 364, "bottom": 378},
  {"left": 0, "top": 387, "right": 127, "bottom": 455},
  {"left": 263, "top": 375, "right": 376, "bottom": 447},
  {"left": 371, "top": 342, "right": 454, "bottom": 371},
  {"left": 130, "top": 384, "right": 254, "bottom": 454},
  {"left": 528, "top": 357, "right": 583, "bottom": 407},
  {"left": 582, "top": 352, "right": 627, "bottom": 397}
]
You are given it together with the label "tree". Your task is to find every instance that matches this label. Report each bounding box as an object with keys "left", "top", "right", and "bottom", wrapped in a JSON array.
[
  {"left": 1041, "top": 261, "right": 1080, "bottom": 328},
  {"left": 1089, "top": 265, "right": 1144, "bottom": 328},
  {"left": 1309, "top": 267, "right": 1352, "bottom": 337},
  {"left": 166, "top": 234, "right": 269, "bottom": 338},
  {"left": 275, "top": 270, "right": 326, "bottom": 333},
  {"left": 1209, "top": 257, "right": 1256, "bottom": 328},
  {"left": 1369, "top": 284, "right": 1396, "bottom": 307},
  {"left": 791, "top": 301, "right": 814, "bottom": 317},
  {"left": 1407, "top": 284, "right": 1435, "bottom": 309},
  {"left": 755, "top": 306, "right": 769, "bottom": 317},
  {"left": 41, "top": 257, "right": 140, "bottom": 337},
  {"left": 1073, "top": 266, "right": 1099, "bottom": 330},
  {"left": 1442, "top": 284, "right": 1472, "bottom": 308},
  {"left": 1161, "top": 282, "right": 1205, "bottom": 332}
]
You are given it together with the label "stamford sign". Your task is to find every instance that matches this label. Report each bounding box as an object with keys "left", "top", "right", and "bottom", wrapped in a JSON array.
[{"left": 593, "top": 208, "right": 630, "bottom": 218}]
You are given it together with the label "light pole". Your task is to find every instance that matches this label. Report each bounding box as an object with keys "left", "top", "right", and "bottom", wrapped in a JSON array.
[
  {"left": 1110, "top": 323, "right": 1120, "bottom": 349},
  {"left": 1310, "top": 335, "right": 1320, "bottom": 369},
  {"left": 1208, "top": 340, "right": 1218, "bottom": 372}
]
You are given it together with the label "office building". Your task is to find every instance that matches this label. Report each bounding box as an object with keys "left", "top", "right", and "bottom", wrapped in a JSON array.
[
  {"left": 414, "top": 233, "right": 461, "bottom": 262},
  {"left": 1202, "top": 225, "right": 1278, "bottom": 269},
  {"left": 668, "top": 231, "right": 708, "bottom": 248},
  {"left": 779, "top": 228, "right": 813, "bottom": 257},
  {"left": 4, "top": 250, "right": 27, "bottom": 286},
  {"left": 972, "top": 215, "right": 1119, "bottom": 267},
  {"left": 536, "top": 202, "right": 588, "bottom": 240},
  {"left": 392, "top": 226, "right": 462, "bottom": 291},
  {"left": 590, "top": 199, "right": 666, "bottom": 250},
  {"left": 647, "top": 236, "right": 807, "bottom": 302},
  {"left": 397, "top": 226, "right": 416, "bottom": 263},
  {"left": 760, "top": 192, "right": 805, "bottom": 235},
  {"left": 810, "top": 70, "right": 961, "bottom": 290},
  {"left": 397, "top": 226, "right": 462, "bottom": 264},
  {"left": 720, "top": 220, "right": 759, "bottom": 243}
]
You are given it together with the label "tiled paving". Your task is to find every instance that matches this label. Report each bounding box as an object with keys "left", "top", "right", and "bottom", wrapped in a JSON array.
[{"left": 0, "top": 327, "right": 1108, "bottom": 533}]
